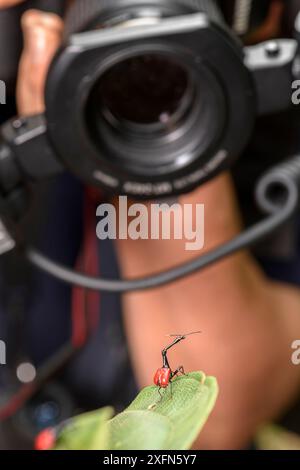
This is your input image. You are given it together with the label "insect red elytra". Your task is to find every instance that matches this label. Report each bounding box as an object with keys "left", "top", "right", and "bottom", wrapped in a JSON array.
[
  {"left": 153, "top": 367, "right": 171, "bottom": 388},
  {"left": 154, "top": 331, "right": 201, "bottom": 397}
]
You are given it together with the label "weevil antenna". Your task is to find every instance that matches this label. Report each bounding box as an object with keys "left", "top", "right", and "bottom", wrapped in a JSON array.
[{"left": 167, "top": 330, "right": 202, "bottom": 338}]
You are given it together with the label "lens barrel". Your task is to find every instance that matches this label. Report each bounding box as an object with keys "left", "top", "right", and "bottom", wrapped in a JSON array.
[{"left": 45, "top": 0, "right": 255, "bottom": 198}]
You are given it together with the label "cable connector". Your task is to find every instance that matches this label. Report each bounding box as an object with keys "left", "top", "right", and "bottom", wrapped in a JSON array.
[{"left": 256, "top": 155, "right": 300, "bottom": 215}]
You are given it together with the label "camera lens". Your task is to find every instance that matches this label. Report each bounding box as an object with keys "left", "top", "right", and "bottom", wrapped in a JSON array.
[
  {"left": 92, "top": 53, "right": 191, "bottom": 127},
  {"left": 84, "top": 49, "right": 226, "bottom": 182}
]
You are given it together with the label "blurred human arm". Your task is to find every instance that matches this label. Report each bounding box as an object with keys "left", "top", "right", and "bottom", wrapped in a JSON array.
[
  {"left": 115, "top": 173, "right": 300, "bottom": 449},
  {"left": 0, "top": 1, "right": 24, "bottom": 7}
]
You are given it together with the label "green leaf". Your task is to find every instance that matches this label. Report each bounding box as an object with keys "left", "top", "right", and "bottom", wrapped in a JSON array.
[
  {"left": 53, "top": 371, "right": 218, "bottom": 450},
  {"left": 108, "top": 371, "right": 218, "bottom": 450},
  {"left": 54, "top": 407, "right": 113, "bottom": 450},
  {"left": 255, "top": 424, "right": 300, "bottom": 451}
]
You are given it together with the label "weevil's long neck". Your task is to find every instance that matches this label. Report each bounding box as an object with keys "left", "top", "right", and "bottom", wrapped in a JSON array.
[{"left": 161, "top": 336, "right": 185, "bottom": 368}]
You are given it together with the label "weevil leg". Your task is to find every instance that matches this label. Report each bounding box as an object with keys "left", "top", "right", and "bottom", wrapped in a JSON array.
[
  {"left": 171, "top": 365, "right": 186, "bottom": 379},
  {"left": 169, "top": 366, "right": 185, "bottom": 399}
]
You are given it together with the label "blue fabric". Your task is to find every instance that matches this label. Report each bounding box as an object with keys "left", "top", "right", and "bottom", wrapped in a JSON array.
[{"left": 27, "top": 173, "right": 84, "bottom": 363}]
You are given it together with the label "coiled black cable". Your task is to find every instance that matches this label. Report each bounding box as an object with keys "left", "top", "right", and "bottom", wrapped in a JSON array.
[{"left": 25, "top": 156, "right": 300, "bottom": 293}]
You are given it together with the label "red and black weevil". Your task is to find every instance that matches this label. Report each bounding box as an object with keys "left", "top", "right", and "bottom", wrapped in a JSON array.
[{"left": 153, "top": 331, "right": 201, "bottom": 398}]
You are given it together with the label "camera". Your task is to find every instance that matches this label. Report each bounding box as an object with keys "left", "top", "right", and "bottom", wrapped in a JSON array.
[{"left": 45, "top": 0, "right": 257, "bottom": 199}]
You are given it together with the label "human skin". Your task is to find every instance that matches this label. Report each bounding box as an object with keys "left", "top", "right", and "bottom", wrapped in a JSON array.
[
  {"left": 8, "top": 4, "right": 300, "bottom": 449},
  {"left": 0, "top": 0, "right": 24, "bottom": 6}
]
